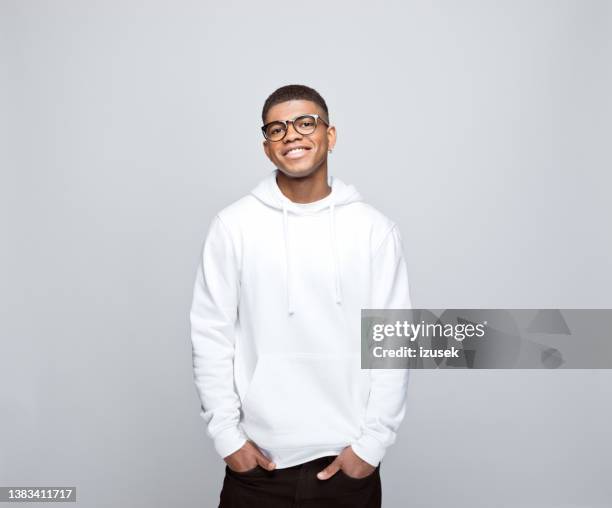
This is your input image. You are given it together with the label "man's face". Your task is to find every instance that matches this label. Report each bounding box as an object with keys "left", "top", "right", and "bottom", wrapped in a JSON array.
[{"left": 263, "top": 99, "right": 336, "bottom": 179}]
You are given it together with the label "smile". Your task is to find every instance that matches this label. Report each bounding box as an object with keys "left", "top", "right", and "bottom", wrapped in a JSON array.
[{"left": 283, "top": 146, "right": 311, "bottom": 159}]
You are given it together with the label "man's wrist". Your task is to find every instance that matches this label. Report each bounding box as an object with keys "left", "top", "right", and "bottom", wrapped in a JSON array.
[
  {"left": 213, "top": 426, "right": 248, "bottom": 459},
  {"left": 350, "top": 434, "right": 386, "bottom": 467}
]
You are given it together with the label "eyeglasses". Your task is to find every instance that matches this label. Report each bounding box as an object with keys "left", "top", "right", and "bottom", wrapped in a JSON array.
[{"left": 261, "top": 114, "right": 329, "bottom": 142}]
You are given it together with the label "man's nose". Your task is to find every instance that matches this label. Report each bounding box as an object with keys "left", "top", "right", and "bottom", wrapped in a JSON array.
[{"left": 283, "top": 121, "right": 302, "bottom": 142}]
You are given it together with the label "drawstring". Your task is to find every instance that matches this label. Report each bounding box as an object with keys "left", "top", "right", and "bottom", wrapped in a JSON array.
[
  {"left": 281, "top": 200, "right": 343, "bottom": 316},
  {"left": 329, "top": 203, "right": 343, "bottom": 305},
  {"left": 282, "top": 202, "right": 294, "bottom": 315}
]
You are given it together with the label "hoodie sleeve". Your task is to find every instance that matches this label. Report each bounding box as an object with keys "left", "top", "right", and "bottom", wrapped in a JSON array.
[
  {"left": 350, "top": 223, "right": 412, "bottom": 467},
  {"left": 190, "top": 214, "right": 248, "bottom": 459}
]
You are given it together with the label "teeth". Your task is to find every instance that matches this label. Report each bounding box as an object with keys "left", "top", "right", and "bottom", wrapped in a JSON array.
[{"left": 286, "top": 147, "right": 306, "bottom": 155}]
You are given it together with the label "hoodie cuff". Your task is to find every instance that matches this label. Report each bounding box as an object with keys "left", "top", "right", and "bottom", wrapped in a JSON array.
[
  {"left": 213, "top": 426, "right": 248, "bottom": 459},
  {"left": 350, "top": 434, "right": 387, "bottom": 467}
]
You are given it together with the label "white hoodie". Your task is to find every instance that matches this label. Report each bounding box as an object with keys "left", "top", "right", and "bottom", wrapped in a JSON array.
[{"left": 190, "top": 169, "right": 412, "bottom": 469}]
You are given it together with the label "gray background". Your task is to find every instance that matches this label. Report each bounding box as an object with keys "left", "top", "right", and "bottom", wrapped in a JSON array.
[{"left": 1, "top": 1, "right": 611, "bottom": 507}]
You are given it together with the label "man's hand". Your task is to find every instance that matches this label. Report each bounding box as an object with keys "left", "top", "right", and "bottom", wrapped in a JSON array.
[
  {"left": 317, "top": 446, "right": 376, "bottom": 480},
  {"left": 224, "top": 439, "right": 276, "bottom": 473}
]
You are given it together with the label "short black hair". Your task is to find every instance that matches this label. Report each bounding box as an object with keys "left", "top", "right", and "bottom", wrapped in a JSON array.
[{"left": 262, "top": 84, "right": 329, "bottom": 125}]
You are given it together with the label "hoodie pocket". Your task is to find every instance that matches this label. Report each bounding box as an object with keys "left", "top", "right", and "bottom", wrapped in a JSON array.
[{"left": 241, "top": 352, "right": 365, "bottom": 450}]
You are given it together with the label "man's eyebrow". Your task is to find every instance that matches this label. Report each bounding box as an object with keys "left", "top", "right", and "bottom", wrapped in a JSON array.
[{"left": 266, "top": 113, "right": 319, "bottom": 123}]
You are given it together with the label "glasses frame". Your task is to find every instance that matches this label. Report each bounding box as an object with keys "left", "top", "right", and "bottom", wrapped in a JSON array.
[{"left": 261, "top": 114, "right": 329, "bottom": 142}]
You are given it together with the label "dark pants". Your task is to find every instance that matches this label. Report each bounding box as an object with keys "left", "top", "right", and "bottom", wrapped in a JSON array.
[{"left": 218, "top": 455, "right": 382, "bottom": 508}]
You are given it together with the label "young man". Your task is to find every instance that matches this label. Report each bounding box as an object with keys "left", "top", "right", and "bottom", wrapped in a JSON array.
[{"left": 190, "top": 84, "right": 412, "bottom": 507}]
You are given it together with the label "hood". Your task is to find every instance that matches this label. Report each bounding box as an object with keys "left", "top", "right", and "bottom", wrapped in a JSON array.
[{"left": 250, "top": 169, "right": 363, "bottom": 315}]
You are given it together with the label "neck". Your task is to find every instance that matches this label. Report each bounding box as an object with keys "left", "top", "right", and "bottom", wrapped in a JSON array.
[{"left": 275, "top": 164, "right": 332, "bottom": 204}]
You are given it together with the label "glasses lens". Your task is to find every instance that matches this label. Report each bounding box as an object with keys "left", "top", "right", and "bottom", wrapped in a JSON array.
[
  {"left": 264, "top": 122, "right": 286, "bottom": 141},
  {"left": 294, "top": 115, "right": 317, "bottom": 135}
]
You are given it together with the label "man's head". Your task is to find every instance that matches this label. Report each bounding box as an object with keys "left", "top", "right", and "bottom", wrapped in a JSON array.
[{"left": 261, "top": 84, "right": 336, "bottom": 179}]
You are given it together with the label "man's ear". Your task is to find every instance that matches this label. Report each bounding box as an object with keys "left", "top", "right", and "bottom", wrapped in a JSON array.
[
  {"left": 263, "top": 140, "right": 271, "bottom": 159},
  {"left": 327, "top": 125, "right": 337, "bottom": 152}
]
